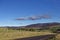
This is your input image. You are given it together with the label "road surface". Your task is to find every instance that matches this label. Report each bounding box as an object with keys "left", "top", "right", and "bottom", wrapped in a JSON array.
[{"left": 13, "top": 34, "right": 56, "bottom": 40}]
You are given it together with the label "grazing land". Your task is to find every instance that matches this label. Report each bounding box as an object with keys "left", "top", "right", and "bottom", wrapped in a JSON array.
[{"left": 0, "top": 28, "right": 60, "bottom": 40}]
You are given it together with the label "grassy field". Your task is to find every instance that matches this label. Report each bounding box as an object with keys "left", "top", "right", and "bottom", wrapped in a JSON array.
[{"left": 0, "top": 28, "right": 60, "bottom": 40}]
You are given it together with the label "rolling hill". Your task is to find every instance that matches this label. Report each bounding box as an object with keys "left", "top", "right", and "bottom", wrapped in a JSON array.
[
  {"left": 5, "top": 22, "right": 60, "bottom": 30},
  {"left": 24, "top": 22, "right": 60, "bottom": 29}
]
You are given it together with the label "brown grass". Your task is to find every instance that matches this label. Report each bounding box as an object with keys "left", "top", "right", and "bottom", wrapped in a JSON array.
[{"left": 0, "top": 28, "right": 60, "bottom": 40}]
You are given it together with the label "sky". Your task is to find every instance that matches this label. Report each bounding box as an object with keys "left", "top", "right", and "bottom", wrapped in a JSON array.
[{"left": 0, "top": 0, "right": 60, "bottom": 26}]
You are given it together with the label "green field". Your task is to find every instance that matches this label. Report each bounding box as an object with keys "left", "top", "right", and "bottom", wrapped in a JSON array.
[{"left": 0, "top": 28, "right": 60, "bottom": 40}]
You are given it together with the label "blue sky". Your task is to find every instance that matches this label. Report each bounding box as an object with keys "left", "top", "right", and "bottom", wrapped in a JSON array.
[{"left": 0, "top": 0, "right": 60, "bottom": 26}]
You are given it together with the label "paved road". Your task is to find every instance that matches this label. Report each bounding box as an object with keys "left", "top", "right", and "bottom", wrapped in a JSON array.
[{"left": 13, "top": 34, "right": 56, "bottom": 40}]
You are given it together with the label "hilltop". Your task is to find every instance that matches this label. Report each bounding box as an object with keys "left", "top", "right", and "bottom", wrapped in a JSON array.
[{"left": 24, "top": 22, "right": 60, "bottom": 29}]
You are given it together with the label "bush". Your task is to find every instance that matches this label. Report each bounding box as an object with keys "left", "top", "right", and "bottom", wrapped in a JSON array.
[{"left": 50, "top": 27, "right": 60, "bottom": 33}]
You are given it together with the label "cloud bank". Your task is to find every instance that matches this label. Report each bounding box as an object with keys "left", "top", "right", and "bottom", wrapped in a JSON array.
[{"left": 16, "top": 15, "right": 51, "bottom": 20}]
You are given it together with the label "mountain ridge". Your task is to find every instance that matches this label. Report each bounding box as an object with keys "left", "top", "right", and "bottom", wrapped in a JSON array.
[{"left": 24, "top": 22, "right": 60, "bottom": 29}]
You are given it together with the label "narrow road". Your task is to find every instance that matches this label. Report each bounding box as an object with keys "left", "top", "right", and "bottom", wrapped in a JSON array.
[{"left": 13, "top": 34, "right": 56, "bottom": 40}]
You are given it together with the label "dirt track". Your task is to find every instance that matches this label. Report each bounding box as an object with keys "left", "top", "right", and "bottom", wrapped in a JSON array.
[{"left": 13, "top": 34, "right": 56, "bottom": 40}]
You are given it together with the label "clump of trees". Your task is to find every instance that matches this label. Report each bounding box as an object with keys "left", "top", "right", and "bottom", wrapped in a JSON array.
[
  {"left": 20, "top": 28, "right": 43, "bottom": 32},
  {"left": 50, "top": 27, "right": 60, "bottom": 33},
  {"left": 19, "top": 27, "right": 60, "bottom": 33},
  {"left": 7, "top": 26, "right": 60, "bottom": 33}
]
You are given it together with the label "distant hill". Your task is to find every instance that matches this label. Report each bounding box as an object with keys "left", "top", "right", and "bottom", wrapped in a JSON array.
[
  {"left": 25, "top": 22, "right": 60, "bottom": 29},
  {"left": 5, "top": 22, "right": 60, "bottom": 30}
]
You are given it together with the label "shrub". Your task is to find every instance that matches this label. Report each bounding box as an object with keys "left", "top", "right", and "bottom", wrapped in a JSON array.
[{"left": 50, "top": 27, "right": 60, "bottom": 33}]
